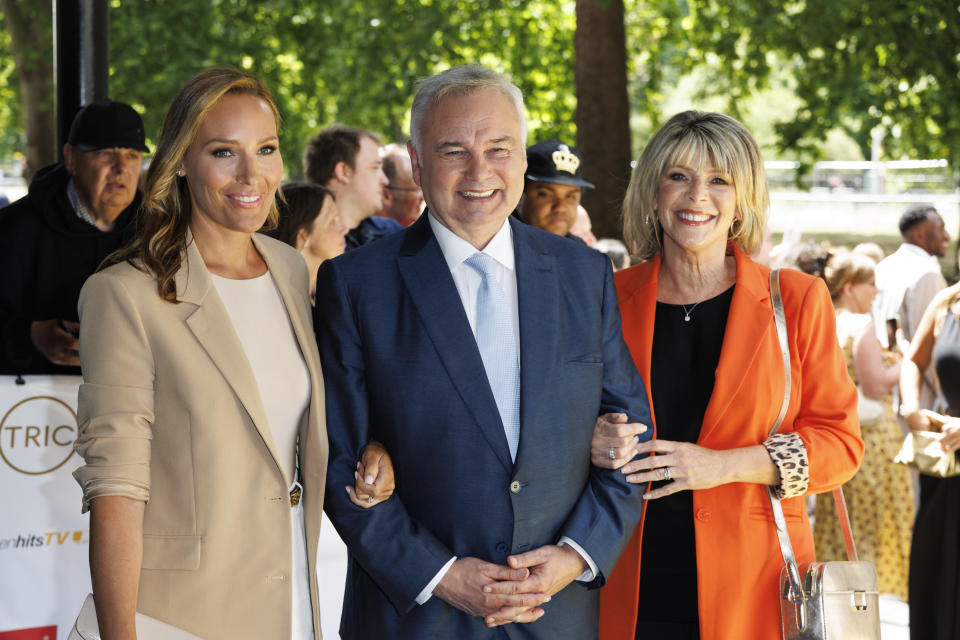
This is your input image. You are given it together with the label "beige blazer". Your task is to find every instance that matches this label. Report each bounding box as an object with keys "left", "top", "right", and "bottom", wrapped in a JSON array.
[{"left": 74, "top": 233, "right": 328, "bottom": 640}]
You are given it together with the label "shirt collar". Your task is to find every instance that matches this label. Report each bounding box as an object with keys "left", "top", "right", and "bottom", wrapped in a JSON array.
[
  {"left": 428, "top": 213, "right": 515, "bottom": 272},
  {"left": 66, "top": 178, "right": 99, "bottom": 229},
  {"left": 899, "top": 242, "right": 938, "bottom": 262}
]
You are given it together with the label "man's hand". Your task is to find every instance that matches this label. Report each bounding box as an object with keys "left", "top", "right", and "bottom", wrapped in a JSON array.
[
  {"left": 348, "top": 441, "right": 395, "bottom": 508},
  {"left": 30, "top": 319, "right": 80, "bottom": 366},
  {"left": 481, "top": 544, "right": 586, "bottom": 627},
  {"left": 433, "top": 557, "right": 549, "bottom": 626},
  {"left": 590, "top": 412, "right": 648, "bottom": 469}
]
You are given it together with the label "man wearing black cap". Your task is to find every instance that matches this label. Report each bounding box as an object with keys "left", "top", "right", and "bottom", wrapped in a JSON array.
[
  {"left": 517, "top": 140, "right": 594, "bottom": 240},
  {"left": 0, "top": 99, "right": 148, "bottom": 375}
]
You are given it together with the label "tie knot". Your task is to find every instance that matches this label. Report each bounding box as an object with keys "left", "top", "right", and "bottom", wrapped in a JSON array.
[{"left": 465, "top": 252, "right": 498, "bottom": 279}]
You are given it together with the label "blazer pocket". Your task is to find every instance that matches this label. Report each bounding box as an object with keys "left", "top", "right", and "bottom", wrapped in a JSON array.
[
  {"left": 748, "top": 497, "right": 804, "bottom": 523},
  {"left": 567, "top": 355, "right": 602, "bottom": 366},
  {"left": 141, "top": 534, "right": 201, "bottom": 570}
]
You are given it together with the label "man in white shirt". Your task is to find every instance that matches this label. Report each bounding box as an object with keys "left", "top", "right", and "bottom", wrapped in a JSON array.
[
  {"left": 315, "top": 64, "right": 651, "bottom": 639},
  {"left": 874, "top": 204, "right": 950, "bottom": 409}
]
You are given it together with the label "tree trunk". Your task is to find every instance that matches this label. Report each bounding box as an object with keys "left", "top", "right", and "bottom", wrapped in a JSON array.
[
  {"left": 1, "top": 0, "right": 54, "bottom": 181},
  {"left": 575, "top": 0, "right": 631, "bottom": 241}
]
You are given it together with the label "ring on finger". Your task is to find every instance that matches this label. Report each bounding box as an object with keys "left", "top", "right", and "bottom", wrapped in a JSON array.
[
  {"left": 608, "top": 446, "right": 617, "bottom": 460},
  {"left": 367, "top": 496, "right": 374, "bottom": 504},
  {"left": 662, "top": 467, "right": 672, "bottom": 482}
]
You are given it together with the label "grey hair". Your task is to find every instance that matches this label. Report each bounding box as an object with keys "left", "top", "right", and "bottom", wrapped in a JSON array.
[{"left": 409, "top": 64, "right": 527, "bottom": 155}]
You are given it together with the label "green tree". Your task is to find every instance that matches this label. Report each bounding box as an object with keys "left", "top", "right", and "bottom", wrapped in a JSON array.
[
  {"left": 108, "top": 0, "right": 579, "bottom": 178},
  {"left": 672, "top": 0, "right": 960, "bottom": 172},
  {"left": 0, "top": 0, "right": 53, "bottom": 179}
]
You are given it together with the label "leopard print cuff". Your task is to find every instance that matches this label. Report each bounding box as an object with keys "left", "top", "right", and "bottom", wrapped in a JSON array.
[{"left": 763, "top": 432, "right": 809, "bottom": 499}]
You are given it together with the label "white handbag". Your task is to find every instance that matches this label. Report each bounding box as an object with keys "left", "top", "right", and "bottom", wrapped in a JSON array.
[{"left": 67, "top": 594, "right": 204, "bottom": 640}]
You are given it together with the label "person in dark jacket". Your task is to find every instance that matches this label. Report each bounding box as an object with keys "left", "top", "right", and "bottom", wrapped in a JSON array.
[{"left": 0, "top": 99, "right": 148, "bottom": 375}]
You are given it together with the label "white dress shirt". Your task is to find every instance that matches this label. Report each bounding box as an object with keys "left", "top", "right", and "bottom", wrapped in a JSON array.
[{"left": 415, "top": 214, "right": 597, "bottom": 605}]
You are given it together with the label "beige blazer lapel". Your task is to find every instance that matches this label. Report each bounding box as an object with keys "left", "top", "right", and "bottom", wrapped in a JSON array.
[{"left": 176, "top": 236, "right": 283, "bottom": 477}]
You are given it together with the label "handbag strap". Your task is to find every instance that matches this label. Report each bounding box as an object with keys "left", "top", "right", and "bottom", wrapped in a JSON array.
[{"left": 765, "top": 269, "right": 860, "bottom": 602}]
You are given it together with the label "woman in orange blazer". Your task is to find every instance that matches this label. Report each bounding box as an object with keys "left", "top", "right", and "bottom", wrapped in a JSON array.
[{"left": 590, "top": 111, "right": 863, "bottom": 639}]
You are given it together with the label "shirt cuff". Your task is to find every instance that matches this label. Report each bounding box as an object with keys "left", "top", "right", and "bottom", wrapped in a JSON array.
[
  {"left": 763, "top": 432, "right": 810, "bottom": 499},
  {"left": 557, "top": 536, "right": 597, "bottom": 582},
  {"left": 78, "top": 479, "right": 149, "bottom": 513},
  {"left": 415, "top": 556, "right": 457, "bottom": 605}
]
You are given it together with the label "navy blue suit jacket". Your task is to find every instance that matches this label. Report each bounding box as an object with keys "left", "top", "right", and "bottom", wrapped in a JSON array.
[{"left": 314, "top": 214, "right": 652, "bottom": 639}]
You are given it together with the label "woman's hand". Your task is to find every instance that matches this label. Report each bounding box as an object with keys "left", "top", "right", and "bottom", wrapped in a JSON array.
[
  {"left": 619, "top": 439, "right": 778, "bottom": 500},
  {"left": 590, "top": 413, "right": 648, "bottom": 469},
  {"left": 347, "top": 441, "right": 395, "bottom": 508},
  {"left": 903, "top": 408, "right": 932, "bottom": 432},
  {"left": 941, "top": 421, "right": 960, "bottom": 453}
]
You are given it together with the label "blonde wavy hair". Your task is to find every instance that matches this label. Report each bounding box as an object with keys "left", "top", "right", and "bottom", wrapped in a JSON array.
[
  {"left": 114, "top": 67, "right": 282, "bottom": 301},
  {"left": 622, "top": 111, "right": 769, "bottom": 260}
]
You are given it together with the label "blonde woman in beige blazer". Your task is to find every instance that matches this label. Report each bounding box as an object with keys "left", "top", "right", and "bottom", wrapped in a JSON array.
[{"left": 73, "top": 68, "right": 392, "bottom": 640}]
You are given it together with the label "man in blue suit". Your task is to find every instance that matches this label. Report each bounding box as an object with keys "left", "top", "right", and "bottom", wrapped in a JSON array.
[{"left": 315, "top": 64, "right": 652, "bottom": 639}]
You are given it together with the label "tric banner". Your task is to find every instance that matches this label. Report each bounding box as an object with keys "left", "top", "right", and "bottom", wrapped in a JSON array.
[{"left": 0, "top": 375, "right": 90, "bottom": 638}]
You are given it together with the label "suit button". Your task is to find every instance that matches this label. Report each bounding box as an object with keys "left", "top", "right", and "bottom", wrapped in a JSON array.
[
  {"left": 496, "top": 542, "right": 508, "bottom": 553},
  {"left": 510, "top": 481, "right": 522, "bottom": 494},
  {"left": 696, "top": 508, "right": 711, "bottom": 522}
]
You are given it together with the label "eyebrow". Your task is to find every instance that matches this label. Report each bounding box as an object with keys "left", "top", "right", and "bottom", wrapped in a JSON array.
[
  {"left": 434, "top": 135, "right": 517, "bottom": 151},
  {"left": 202, "top": 135, "right": 279, "bottom": 147}
]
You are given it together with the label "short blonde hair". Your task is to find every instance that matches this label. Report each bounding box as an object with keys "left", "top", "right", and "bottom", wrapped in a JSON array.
[
  {"left": 822, "top": 250, "right": 875, "bottom": 302},
  {"left": 623, "top": 111, "right": 769, "bottom": 260}
]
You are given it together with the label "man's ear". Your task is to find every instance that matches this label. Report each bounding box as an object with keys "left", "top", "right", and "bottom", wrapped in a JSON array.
[
  {"left": 294, "top": 227, "right": 309, "bottom": 251},
  {"left": 63, "top": 144, "right": 75, "bottom": 174},
  {"left": 381, "top": 187, "right": 395, "bottom": 207},
  {"left": 333, "top": 160, "right": 352, "bottom": 185},
  {"left": 407, "top": 141, "right": 422, "bottom": 188}
]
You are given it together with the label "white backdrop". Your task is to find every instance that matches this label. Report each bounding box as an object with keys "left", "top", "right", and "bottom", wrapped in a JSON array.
[
  {"left": 0, "top": 375, "right": 350, "bottom": 640},
  {"left": 0, "top": 375, "right": 90, "bottom": 639}
]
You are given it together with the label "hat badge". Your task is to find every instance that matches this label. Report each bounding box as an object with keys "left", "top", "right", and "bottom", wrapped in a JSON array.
[{"left": 552, "top": 145, "right": 580, "bottom": 175}]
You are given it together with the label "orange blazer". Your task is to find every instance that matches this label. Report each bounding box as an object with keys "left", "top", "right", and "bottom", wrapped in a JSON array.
[{"left": 598, "top": 247, "right": 863, "bottom": 640}]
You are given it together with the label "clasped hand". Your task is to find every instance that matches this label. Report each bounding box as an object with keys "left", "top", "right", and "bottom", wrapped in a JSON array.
[
  {"left": 591, "top": 412, "right": 729, "bottom": 500},
  {"left": 346, "top": 441, "right": 395, "bottom": 508},
  {"left": 435, "top": 544, "right": 587, "bottom": 627}
]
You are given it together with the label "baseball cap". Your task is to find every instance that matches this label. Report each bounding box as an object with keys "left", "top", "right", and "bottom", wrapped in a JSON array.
[
  {"left": 525, "top": 140, "right": 594, "bottom": 189},
  {"left": 67, "top": 100, "right": 149, "bottom": 153}
]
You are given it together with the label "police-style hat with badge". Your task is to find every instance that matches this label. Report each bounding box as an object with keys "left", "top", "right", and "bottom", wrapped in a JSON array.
[{"left": 525, "top": 140, "right": 594, "bottom": 189}]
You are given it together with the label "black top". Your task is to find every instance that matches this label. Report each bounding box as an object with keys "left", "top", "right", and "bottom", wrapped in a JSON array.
[
  {"left": 0, "top": 163, "right": 139, "bottom": 375},
  {"left": 636, "top": 285, "right": 734, "bottom": 626},
  {"left": 934, "top": 311, "right": 960, "bottom": 416}
]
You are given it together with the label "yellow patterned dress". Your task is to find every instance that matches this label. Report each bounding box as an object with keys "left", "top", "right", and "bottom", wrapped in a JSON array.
[{"left": 813, "top": 311, "right": 914, "bottom": 600}]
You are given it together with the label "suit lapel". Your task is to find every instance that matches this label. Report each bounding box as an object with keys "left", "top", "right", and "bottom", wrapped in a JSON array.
[
  {"left": 512, "top": 220, "right": 559, "bottom": 462},
  {"left": 698, "top": 248, "right": 773, "bottom": 443},
  {"left": 177, "top": 236, "right": 283, "bottom": 477},
  {"left": 397, "top": 216, "right": 513, "bottom": 472}
]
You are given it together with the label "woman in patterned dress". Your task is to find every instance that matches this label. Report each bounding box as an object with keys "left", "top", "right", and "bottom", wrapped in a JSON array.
[{"left": 814, "top": 250, "right": 914, "bottom": 600}]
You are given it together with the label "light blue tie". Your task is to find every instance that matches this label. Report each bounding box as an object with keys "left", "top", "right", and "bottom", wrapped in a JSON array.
[{"left": 465, "top": 252, "right": 520, "bottom": 461}]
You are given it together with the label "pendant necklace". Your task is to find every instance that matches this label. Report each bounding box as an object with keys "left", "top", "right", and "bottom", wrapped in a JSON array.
[{"left": 681, "top": 301, "right": 702, "bottom": 322}]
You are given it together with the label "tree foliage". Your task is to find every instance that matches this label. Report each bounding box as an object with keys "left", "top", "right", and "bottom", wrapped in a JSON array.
[
  {"left": 671, "top": 0, "right": 960, "bottom": 172},
  {"left": 108, "top": 0, "right": 578, "bottom": 177}
]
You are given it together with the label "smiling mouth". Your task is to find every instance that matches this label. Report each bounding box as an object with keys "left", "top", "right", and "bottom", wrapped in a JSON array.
[
  {"left": 676, "top": 210, "right": 714, "bottom": 223},
  {"left": 229, "top": 194, "right": 262, "bottom": 206},
  {"left": 458, "top": 189, "right": 495, "bottom": 200}
]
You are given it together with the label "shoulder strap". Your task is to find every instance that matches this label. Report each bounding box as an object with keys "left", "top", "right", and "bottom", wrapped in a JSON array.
[
  {"left": 768, "top": 269, "right": 790, "bottom": 438},
  {"left": 766, "top": 269, "right": 859, "bottom": 603}
]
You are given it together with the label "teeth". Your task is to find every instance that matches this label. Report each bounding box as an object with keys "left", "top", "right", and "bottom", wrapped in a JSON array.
[
  {"left": 677, "top": 211, "right": 712, "bottom": 222},
  {"left": 233, "top": 195, "right": 259, "bottom": 203},
  {"left": 460, "top": 190, "right": 494, "bottom": 199}
]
